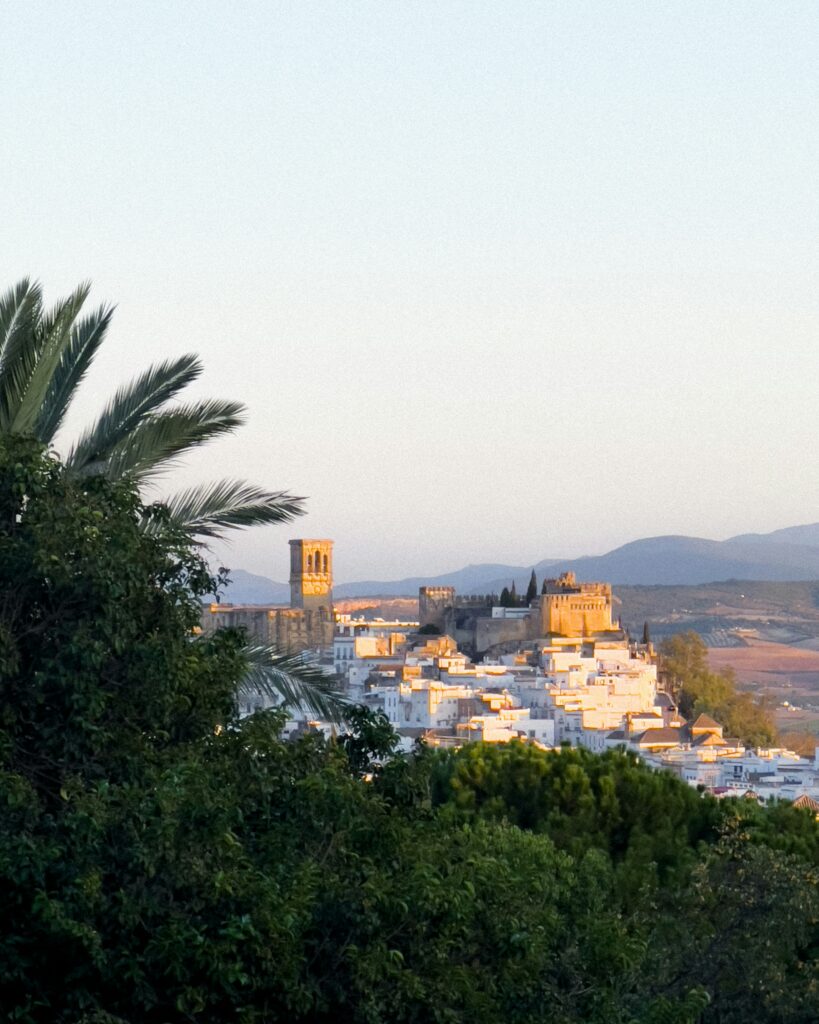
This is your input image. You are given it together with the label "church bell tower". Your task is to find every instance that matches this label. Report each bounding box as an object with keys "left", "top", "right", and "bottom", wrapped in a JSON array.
[{"left": 289, "top": 539, "right": 334, "bottom": 610}]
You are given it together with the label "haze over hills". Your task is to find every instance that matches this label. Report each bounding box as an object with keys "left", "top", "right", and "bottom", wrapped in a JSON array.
[
  {"left": 219, "top": 569, "right": 291, "bottom": 605},
  {"left": 217, "top": 524, "right": 819, "bottom": 603},
  {"left": 728, "top": 524, "right": 819, "bottom": 548}
]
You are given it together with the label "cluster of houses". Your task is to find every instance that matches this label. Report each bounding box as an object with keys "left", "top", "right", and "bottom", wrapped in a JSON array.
[
  {"left": 325, "top": 616, "right": 819, "bottom": 805},
  {"left": 225, "top": 540, "right": 819, "bottom": 809}
]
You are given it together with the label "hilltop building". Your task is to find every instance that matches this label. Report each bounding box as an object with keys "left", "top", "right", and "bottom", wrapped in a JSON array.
[
  {"left": 538, "top": 574, "right": 614, "bottom": 634},
  {"left": 349, "top": 576, "right": 647, "bottom": 752},
  {"left": 419, "top": 572, "right": 622, "bottom": 656},
  {"left": 201, "top": 538, "right": 335, "bottom": 652}
]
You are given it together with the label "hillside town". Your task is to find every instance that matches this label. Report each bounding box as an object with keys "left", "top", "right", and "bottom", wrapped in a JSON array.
[{"left": 204, "top": 539, "right": 819, "bottom": 809}]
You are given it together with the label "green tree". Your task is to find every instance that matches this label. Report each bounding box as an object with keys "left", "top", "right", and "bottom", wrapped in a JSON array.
[
  {"left": 659, "top": 632, "right": 777, "bottom": 746},
  {"left": 659, "top": 631, "right": 710, "bottom": 705},
  {"left": 648, "top": 820, "right": 819, "bottom": 1023},
  {"left": 525, "top": 569, "right": 538, "bottom": 605},
  {"left": 499, "top": 585, "right": 512, "bottom": 607},
  {"left": 426, "top": 741, "right": 819, "bottom": 1022},
  {"left": 0, "top": 438, "right": 343, "bottom": 792},
  {"left": 429, "top": 741, "right": 721, "bottom": 893}
]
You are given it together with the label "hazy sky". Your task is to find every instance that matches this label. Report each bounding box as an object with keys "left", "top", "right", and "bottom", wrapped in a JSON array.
[{"left": 3, "top": 1, "right": 819, "bottom": 582}]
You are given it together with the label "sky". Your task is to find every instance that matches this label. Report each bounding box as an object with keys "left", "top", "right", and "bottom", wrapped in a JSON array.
[{"left": 3, "top": 1, "right": 819, "bottom": 583}]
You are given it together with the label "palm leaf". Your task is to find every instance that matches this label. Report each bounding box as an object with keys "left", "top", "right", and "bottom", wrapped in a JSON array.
[
  {"left": 0, "top": 278, "right": 35, "bottom": 359},
  {"left": 80, "top": 399, "right": 245, "bottom": 481},
  {"left": 0, "top": 279, "right": 43, "bottom": 432},
  {"left": 238, "top": 641, "right": 349, "bottom": 722},
  {"left": 147, "top": 479, "right": 305, "bottom": 539},
  {"left": 8, "top": 282, "right": 91, "bottom": 436},
  {"left": 65, "top": 354, "right": 204, "bottom": 472},
  {"left": 36, "top": 302, "right": 114, "bottom": 442}
]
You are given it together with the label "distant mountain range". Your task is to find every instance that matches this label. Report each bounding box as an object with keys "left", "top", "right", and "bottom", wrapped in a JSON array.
[
  {"left": 218, "top": 523, "right": 819, "bottom": 603},
  {"left": 218, "top": 569, "right": 292, "bottom": 604}
]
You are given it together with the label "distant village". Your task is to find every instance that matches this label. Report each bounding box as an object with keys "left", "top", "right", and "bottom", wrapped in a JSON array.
[{"left": 202, "top": 538, "right": 819, "bottom": 809}]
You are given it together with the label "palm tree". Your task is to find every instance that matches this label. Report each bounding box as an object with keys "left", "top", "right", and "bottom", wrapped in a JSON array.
[
  {"left": 0, "top": 278, "right": 304, "bottom": 537},
  {"left": 0, "top": 278, "right": 346, "bottom": 719}
]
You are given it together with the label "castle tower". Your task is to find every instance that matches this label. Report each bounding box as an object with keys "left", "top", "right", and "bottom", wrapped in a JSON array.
[
  {"left": 418, "top": 586, "right": 455, "bottom": 630},
  {"left": 289, "top": 539, "right": 334, "bottom": 610},
  {"left": 536, "top": 572, "right": 614, "bottom": 637}
]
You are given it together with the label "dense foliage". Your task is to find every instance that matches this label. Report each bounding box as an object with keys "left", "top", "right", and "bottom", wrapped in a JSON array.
[
  {"left": 1, "top": 440, "right": 818, "bottom": 1022},
  {"left": 660, "top": 631, "right": 778, "bottom": 746}
]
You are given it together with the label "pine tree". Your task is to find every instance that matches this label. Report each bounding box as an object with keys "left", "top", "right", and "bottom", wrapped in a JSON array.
[
  {"left": 526, "top": 570, "right": 538, "bottom": 605},
  {"left": 500, "top": 586, "right": 511, "bottom": 608},
  {"left": 643, "top": 621, "right": 651, "bottom": 645},
  {"left": 510, "top": 581, "right": 518, "bottom": 606}
]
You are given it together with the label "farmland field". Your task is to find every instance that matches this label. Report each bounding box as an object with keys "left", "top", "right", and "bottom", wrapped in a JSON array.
[{"left": 708, "top": 640, "right": 819, "bottom": 738}]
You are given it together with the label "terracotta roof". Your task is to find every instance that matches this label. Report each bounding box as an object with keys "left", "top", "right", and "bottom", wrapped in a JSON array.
[
  {"left": 692, "top": 732, "right": 726, "bottom": 747},
  {"left": 691, "top": 713, "right": 722, "bottom": 731},
  {"left": 792, "top": 794, "right": 819, "bottom": 812},
  {"left": 633, "top": 727, "right": 687, "bottom": 747}
]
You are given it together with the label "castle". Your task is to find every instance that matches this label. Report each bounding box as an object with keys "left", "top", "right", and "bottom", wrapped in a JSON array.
[
  {"left": 419, "top": 572, "right": 620, "bottom": 656},
  {"left": 201, "top": 538, "right": 335, "bottom": 652}
]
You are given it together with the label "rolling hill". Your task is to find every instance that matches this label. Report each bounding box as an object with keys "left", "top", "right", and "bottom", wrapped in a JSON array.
[{"left": 216, "top": 523, "right": 819, "bottom": 603}]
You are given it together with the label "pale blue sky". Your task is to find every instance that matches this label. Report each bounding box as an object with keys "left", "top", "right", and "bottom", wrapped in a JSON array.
[{"left": 3, "top": 1, "right": 819, "bottom": 581}]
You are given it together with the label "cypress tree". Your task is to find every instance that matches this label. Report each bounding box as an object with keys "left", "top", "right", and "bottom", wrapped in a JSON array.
[{"left": 526, "top": 570, "right": 538, "bottom": 605}]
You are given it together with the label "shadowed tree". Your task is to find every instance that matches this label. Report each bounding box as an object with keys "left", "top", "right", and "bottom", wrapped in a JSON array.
[
  {"left": 659, "top": 632, "right": 776, "bottom": 747},
  {"left": 526, "top": 569, "right": 538, "bottom": 605}
]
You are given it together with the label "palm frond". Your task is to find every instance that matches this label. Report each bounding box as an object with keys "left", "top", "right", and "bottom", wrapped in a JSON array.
[
  {"left": 79, "top": 399, "right": 245, "bottom": 481},
  {"left": 238, "top": 642, "right": 349, "bottom": 723},
  {"left": 0, "top": 279, "right": 43, "bottom": 432},
  {"left": 146, "top": 479, "right": 305, "bottom": 539},
  {"left": 36, "top": 302, "right": 114, "bottom": 442},
  {"left": 7, "top": 282, "right": 91, "bottom": 436},
  {"left": 65, "top": 354, "right": 204, "bottom": 472},
  {"left": 0, "top": 278, "right": 35, "bottom": 360}
]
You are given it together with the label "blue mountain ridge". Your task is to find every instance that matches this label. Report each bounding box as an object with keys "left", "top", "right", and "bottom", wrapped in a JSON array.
[{"left": 216, "top": 524, "right": 819, "bottom": 603}]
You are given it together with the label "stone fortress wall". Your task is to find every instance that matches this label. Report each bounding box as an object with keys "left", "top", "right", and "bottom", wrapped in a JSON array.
[{"left": 420, "top": 572, "right": 620, "bottom": 657}]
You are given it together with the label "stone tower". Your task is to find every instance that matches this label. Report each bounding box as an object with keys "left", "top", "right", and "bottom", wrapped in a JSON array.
[
  {"left": 418, "top": 586, "right": 455, "bottom": 630},
  {"left": 289, "top": 539, "right": 334, "bottom": 610}
]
